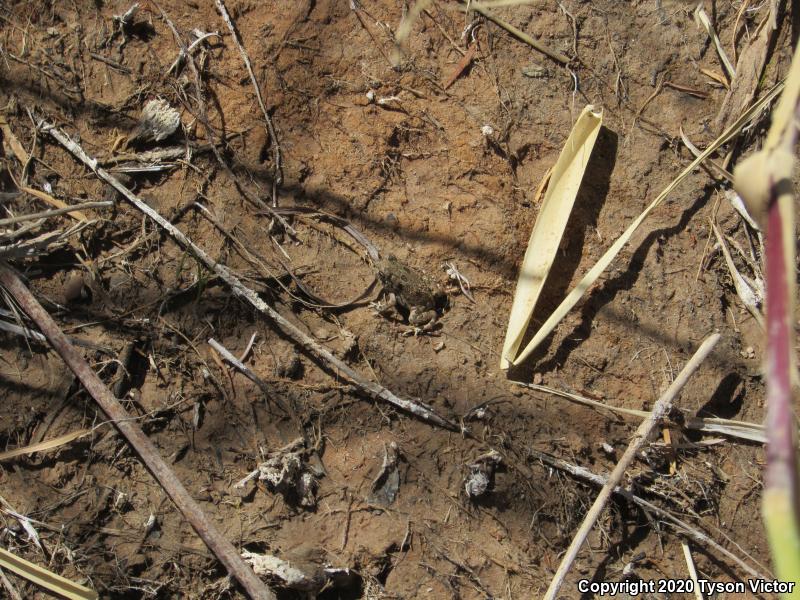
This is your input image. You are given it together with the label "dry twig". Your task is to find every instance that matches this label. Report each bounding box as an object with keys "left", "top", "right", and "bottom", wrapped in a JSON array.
[
  {"left": 0, "top": 201, "right": 112, "bottom": 227},
  {"left": 214, "top": 0, "right": 282, "bottom": 190},
  {"left": 208, "top": 337, "right": 305, "bottom": 438},
  {"left": 152, "top": 2, "right": 295, "bottom": 234},
  {"left": 515, "top": 381, "right": 769, "bottom": 443},
  {"left": 0, "top": 221, "right": 92, "bottom": 260},
  {"left": 0, "top": 312, "right": 111, "bottom": 353},
  {"left": 459, "top": 1, "right": 569, "bottom": 65},
  {"left": 543, "top": 334, "right": 721, "bottom": 599},
  {"left": 458, "top": 399, "right": 765, "bottom": 577},
  {"left": 0, "top": 567, "right": 22, "bottom": 600},
  {"left": 716, "top": 0, "right": 783, "bottom": 130},
  {"left": 497, "top": 441, "right": 766, "bottom": 580}
]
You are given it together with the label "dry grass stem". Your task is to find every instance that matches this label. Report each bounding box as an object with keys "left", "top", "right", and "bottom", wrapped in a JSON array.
[{"left": 544, "top": 334, "right": 721, "bottom": 599}]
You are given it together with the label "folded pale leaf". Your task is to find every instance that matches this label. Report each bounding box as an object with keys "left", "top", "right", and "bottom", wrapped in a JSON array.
[
  {"left": 501, "top": 105, "right": 603, "bottom": 369},
  {"left": 0, "top": 547, "right": 98, "bottom": 600},
  {"left": 507, "top": 82, "right": 783, "bottom": 368}
]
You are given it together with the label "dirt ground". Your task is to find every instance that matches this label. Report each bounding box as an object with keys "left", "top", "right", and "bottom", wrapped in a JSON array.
[{"left": 0, "top": 0, "right": 795, "bottom": 598}]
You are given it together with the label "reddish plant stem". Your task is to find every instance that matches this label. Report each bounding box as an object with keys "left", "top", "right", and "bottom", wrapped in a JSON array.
[{"left": 764, "top": 192, "right": 799, "bottom": 509}]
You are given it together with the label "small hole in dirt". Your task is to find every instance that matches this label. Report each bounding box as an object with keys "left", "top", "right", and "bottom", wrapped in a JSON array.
[
  {"left": 126, "top": 21, "right": 156, "bottom": 42},
  {"left": 317, "top": 572, "right": 363, "bottom": 600},
  {"left": 696, "top": 372, "right": 744, "bottom": 420},
  {"left": 242, "top": 541, "right": 272, "bottom": 554},
  {"left": 259, "top": 140, "right": 271, "bottom": 163}
]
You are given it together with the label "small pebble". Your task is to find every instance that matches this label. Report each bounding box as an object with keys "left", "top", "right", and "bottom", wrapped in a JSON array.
[
  {"left": 232, "top": 478, "right": 256, "bottom": 499},
  {"left": 63, "top": 272, "right": 89, "bottom": 304},
  {"left": 433, "top": 341, "right": 445, "bottom": 352},
  {"left": 532, "top": 373, "right": 543, "bottom": 385}
]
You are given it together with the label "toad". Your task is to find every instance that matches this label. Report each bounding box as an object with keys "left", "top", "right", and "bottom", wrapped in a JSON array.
[{"left": 373, "top": 254, "right": 446, "bottom": 335}]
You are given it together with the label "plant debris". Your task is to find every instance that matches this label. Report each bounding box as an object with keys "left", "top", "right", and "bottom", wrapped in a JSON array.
[
  {"left": 464, "top": 450, "right": 502, "bottom": 499},
  {"left": 0, "top": 1, "right": 790, "bottom": 596},
  {"left": 125, "top": 99, "right": 181, "bottom": 147}
]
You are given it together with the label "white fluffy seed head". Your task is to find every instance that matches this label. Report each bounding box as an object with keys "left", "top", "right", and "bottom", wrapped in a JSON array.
[{"left": 139, "top": 99, "right": 181, "bottom": 142}]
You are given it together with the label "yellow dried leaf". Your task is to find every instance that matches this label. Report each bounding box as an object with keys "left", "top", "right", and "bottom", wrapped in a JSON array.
[
  {"left": 0, "top": 547, "right": 98, "bottom": 600},
  {"left": 0, "top": 429, "right": 92, "bottom": 462},
  {"left": 501, "top": 105, "right": 603, "bottom": 369},
  {"left": 506, "top": 82, "right": 783, "bottom": 368}
]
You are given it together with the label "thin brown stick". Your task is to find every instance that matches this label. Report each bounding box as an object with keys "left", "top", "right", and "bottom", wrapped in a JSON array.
[
  {"left": 38, "top": 119, "right": 459, "bottom": 432},
  {"left": 0, "top": 311, "right": 112, "bottom": 353},
  {"left": 153, "top": 2, "right": 294, "bottom": 234},
  {"left": 0, "top": 566, "right": 23, "bottom": 600},
  {"left": 2, "top": 51, "right": 81, "bottom": 97},
  {"left": 214, "top": 0, "right": 282, "bottom": 189},
  {"left": 456, "top": 406, "right": 765, "bottom": 578},
  {"left": 8, "top": 174, "right": 90, "bottom": 223},
  {"left": 89, "top": 52, "right": 132, "bottom": 74},
  {"left": 543, "top": 333, "right": 722, "bottom": 599},
  {"left": 515, "top": 381, "right": 769, "bottom": 443},
  {"left": 0, "top": 264, "right": 276, "bottom": 600},
  {"left": 208, "top": 337, "right": 306, "bottom": 439},
  {"left": 100, "top": 130, "right": 247, "bottom": 166},
  {"left": 0, "top": 221, "right": 93, "bottom": 259},
  {"left": 349, "top": 2, "right": 396, "bottom": 69},
  {"left": 0, "top": 201, "right": 112, "bottom": 227},
  {"left": 459, "top": 2, "right": 570, "bottom": 65},
  {"left": 442, "top": 44, "right": 478, "bottom": 89}
]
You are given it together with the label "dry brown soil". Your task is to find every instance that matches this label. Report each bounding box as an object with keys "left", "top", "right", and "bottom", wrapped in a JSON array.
[{"left": 0, "top": 0, "right": 794, "bottom": 598}]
